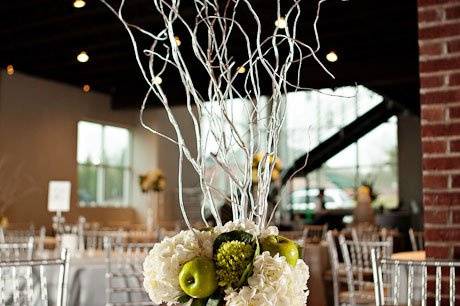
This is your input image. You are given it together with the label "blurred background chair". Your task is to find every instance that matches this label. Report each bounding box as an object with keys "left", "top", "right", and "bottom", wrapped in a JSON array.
[
  {"left": 371, "top": 248, "right": 459, "bottom": 306},
  {"left": 0, "top": 237, "right": 34, "bottom": 261},
  {"left": 326, "top": 230, "right": 347, "bottom": 306},
  {"left": 303, "top": 224, "right": 328, "bottom": 243},
  {"left": 339, "top": 235, "right": 393, "bottom": 306},
  {"left": 104, "top": 238, "right": 155, "bottom": 306},
  {"left": 408, "top": 228, "right": 424, "bottom": 251},
  {"left": 0, "top": 249, "right": 69, "bottom": 306}
]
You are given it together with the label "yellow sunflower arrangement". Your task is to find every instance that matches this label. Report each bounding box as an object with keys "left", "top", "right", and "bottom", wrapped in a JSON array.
[
  {"left": 139, "top": 169, "right": 166, "bottom": 193},
  {"left": 251, "top": 152, "right": 282, "bottom": 183}
]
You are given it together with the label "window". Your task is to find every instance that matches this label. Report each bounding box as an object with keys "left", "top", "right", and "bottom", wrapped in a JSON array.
[
  {"left": 77, "top": 121, "right": 132, "bottom": 207},
  {"left": 281, "top": 86, "right": 398, "bottom": 209}
]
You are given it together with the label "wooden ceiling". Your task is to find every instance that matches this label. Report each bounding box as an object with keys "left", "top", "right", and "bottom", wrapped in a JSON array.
[{"left": 0, "top": 0, "right": 419, "bottom": 111}]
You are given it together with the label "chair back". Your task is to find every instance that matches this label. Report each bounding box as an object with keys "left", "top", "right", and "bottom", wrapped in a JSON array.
[
  {"left": 1, "top": 227, "right": 35, "bottom": 243},
  {"left": 0, "top": 249, "right": 69, "bottom": 306},
  {"left": 104, "top": 238, "right": 155, "bottom": 306},
  {"left": 409, "top": 228, "right": 424, "bottom": 251},
  {"left": 303, "top": 224, "right": 327, "bottom": 242},
  {"left": 84, "top": 229, "right": 127, "bottom": 253},
  {"left": 326, "top": 230, "right": 341, "bottom": 306},
  {"left": 351, "top": 226, "right": 395, "bottom": 243},
  {"left": 0, "top": 237, "right": 34, "bottom": 261},
  {"left": 339, "top": 234, "right": 393, "bottom": 305},
  {"left": 371, "top": 249, "right": 460, "bottom": 306}
]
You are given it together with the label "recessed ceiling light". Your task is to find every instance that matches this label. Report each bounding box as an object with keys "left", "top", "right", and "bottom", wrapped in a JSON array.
[
  {"left": 77, "top": 51, "right": 89, "bottom": 63},
  {"left": 73, "top": 0, "right": 86, "bottom": 8},
  {"left": 237, "top": 66, "right": 246, "bottom": 74},
  {"left": 175, "top": 36, "right": 182, "bottom": 46},
  {"left": 153, "top": 76, "right": 163, "bottom": 85},
  {"left": 275, "top": 17, "right": 287, "bottom": 29},
  {"left": 6, "top": 64, "right": 14, "bottom": 76},
  {"left": 326, "top": 51, "right": 338, "bottom": 63},
  {"left": 83, "top": 84, "right": 91, "bottom": 93}
]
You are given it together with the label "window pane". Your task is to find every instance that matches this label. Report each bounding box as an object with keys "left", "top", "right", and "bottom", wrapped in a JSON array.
[
  {"left": 358, "top": 119, "right": 397, "bottom": 166},
  {"left": 104, "top": 167, "right": 126, "bottom": 205},
  {"left": 78, "top": 164, "right": 98, "bottom": 205},
  {"left": 359, "top": 164, "right": 398, "bottom": 209},
  {"left": 103, "top": 126, "right": 130, "bottom": 166},
  {"left": 77, "top": 121, "right": 102, "bottom": 165},
  {"left": 326, "top": 143, "right": 358, "bottom": 169}
]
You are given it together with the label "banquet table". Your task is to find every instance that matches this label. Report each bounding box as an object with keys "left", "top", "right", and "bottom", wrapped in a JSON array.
[
  {"left": 46, "top": 251, "right": 108, "bottom": 306},
  {"left": 391, "top": 250, "right": 426, "bottom": 261}
]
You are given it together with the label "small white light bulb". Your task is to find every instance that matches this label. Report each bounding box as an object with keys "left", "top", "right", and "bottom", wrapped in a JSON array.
[
  {"left": 77, "top": 51, "right": 89, "bottom": 63},
  {"left": 275, "top": 17, "right": 287, "bottom": 29},
  {"left": 153, "top": 76, "right": 163, "bottom": 85},
  {"left": 73, "top": 0, "right": 86, "bottom": 8},
  {"left": 175, "top": 36, "right": 182, "bottom": 46},
  {"left": 326, "top": 51, "right": 338, "bottom": 63}
]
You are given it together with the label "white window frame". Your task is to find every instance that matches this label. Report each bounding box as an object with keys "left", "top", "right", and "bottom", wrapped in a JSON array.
[{"left": 77, "top": 120, "right": 133, "bottom": 207}]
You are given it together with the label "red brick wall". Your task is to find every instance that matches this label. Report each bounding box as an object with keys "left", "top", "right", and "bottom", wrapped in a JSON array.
[{"left": 419, "top": 0, "right": 460, "bottom": 259}]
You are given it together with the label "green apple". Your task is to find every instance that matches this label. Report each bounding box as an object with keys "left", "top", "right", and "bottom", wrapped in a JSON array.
[
  {"left": 179, "top": 257, "right": 218, "bottom": 299},
  {"left": 260, "top": 235, "right": 299, "bottom": 267}
]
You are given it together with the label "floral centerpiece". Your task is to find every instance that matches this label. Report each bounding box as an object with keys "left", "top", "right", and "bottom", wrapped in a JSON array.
[
  {"left": 144, "top": 220, "right": 309, "bottom": 305},
  {"left": 140, "top": 169, "right": 166, "bottom": 231},
  {"left": 139, "top": 169, "right": 166, "bottom": 193},
  {"left": 100, "top": 0, "right": 334, "bottom": 304}
]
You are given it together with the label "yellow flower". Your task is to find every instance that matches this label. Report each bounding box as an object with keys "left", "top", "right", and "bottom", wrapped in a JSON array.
[{"left": 252, "top": 152, "right": 283, "bottom": 183}]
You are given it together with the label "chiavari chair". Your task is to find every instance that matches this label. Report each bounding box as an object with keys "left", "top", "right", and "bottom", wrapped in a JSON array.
[
  {"left": 0, "top": 249, "right": 69, "bottom": 306},
  {"left": 104, "top": 238, "right": 155, "bottom": 306},
  {"left": 339, "top": 235, "right": 393, "bottom": 305},
  {"left": 351, "top": 225, "right": 395, "bottom": 244},
  {"left": 0, "top": 237, "right": 34, "bottom": 261},
  {"left": 408, "top": 228, "right": 424, "bottom": 251},
  {"left": 326, "top": 230, "right": 344, "bottom": 306},
  {"left": 84, "top": 229, "right": 127, "bottom": 254},
  {"left": 1, "top": 225, "right": 35, "bottom": 243},
  {"left": 371, "top": 248, "right": 460, "bottom": 306},
  {"left": 303, "top": 224, "right": 328, "bottom": 243}
]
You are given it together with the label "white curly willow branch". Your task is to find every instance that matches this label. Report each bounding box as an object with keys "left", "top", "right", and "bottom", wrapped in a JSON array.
[{"left": 100, "top": 0, "right": 334, "bottom": 231}]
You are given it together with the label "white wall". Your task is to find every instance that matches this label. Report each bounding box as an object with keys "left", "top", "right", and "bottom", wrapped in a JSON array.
[{"left": 0, "top": 71, "right": 196, "bottom": 229}]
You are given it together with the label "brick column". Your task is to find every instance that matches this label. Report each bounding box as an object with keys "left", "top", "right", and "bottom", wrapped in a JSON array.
[{"left": 418, "top": 0, "right": 460, "bottom": 259}]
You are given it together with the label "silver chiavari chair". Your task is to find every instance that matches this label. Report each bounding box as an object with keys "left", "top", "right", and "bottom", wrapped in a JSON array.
[
  {"left": 409, "top": 228, "right": 424, "bottom": 251},
  {"left": 339, "top": 235, "right": 393, "bottom": 305},
  {"left": 303, "top": 224, "right": 328, "bottom": 243},
  {"left": 0, "top": 237, "right": 34, "bottom": 261},
  {"left": 104, "top": 238, "right": 155, "bottom": 306},
  {"left": 0, "top": 249, "right": 69, "bottom": 306},
  {"left": 371, "top": 248, "right": 460, "bottom": 306},
  {"left": 85, "top": 229, "right": 127, "bottom": 254},
  {"left": 326, "top": 230, "right": 345, "bottom": 306},
  {"left": 351, "top": 226, "right": 395, "bottom": 244}
]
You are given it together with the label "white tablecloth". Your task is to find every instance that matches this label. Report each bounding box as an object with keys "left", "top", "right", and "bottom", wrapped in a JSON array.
[{"left": 47, "top": 252, "right": 108, "bottom": 306}]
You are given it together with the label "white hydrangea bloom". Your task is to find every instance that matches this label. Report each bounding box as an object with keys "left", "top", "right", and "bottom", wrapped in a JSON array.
[
  {"left": 225, "top": 252, "right": 310, "bottom": 306},
  {"left": 143, "top": 229, "right": 215, "bottom": 305}
]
